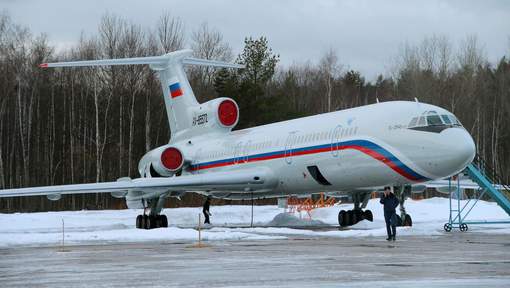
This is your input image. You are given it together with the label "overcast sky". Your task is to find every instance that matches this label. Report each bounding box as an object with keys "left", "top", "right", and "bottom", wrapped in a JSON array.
[{"left": 2, "top": 0, "right": 509, "bottom": 80}]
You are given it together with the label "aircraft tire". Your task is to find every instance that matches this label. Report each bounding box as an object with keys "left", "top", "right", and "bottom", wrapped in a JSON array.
[
  {"left": 363, "top": 210, "right": 374, "bottom": 222},
  {"left": 161, "top": 215, "right": 168, "bottom": 228},
  {"left": 345, "top": 210, "right": 353, "bottom": 226},
  {"left": 147, "top": 215, "right": 154, "bottom": 229},
  {"left": 143, "top": 215, "right": 149, "bottom": 229},
  {"left": 352, "top": 210, "right": 361, "bottom": 225},
  {"left": 338, "top": 210, "right": 347, "bottom": 227},
  {"left": 403, "top": 214, "right": 413, "bottom": 227},
  {"left": 136, "top": 215, "right": 143, "bottom": 229}
]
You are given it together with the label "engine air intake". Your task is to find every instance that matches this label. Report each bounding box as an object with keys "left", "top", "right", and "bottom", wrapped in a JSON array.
[
  {"left": 218, "top": 99, "right": 238, "bottom": 127},
  {"left": 161, "top": 147, "right": 184, "bottom": 171}
]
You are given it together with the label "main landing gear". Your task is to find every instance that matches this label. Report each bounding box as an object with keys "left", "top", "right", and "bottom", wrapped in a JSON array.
[
  {"left": 337, "top": 185, "right": 414, "bottom": 227},
  {"left": 135, "top": 195, "right": 169, "bottom": 229},
  {"left": 338, "top": 191, "right": 374, "bottom": 227},
  {"left": 136, "top": 214, "right": 168, "bottom": 229}
]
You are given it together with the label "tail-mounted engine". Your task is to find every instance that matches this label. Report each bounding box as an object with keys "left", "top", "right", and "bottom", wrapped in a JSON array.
[
  {"left": 190, "top": 97, "right": 239, "bottom": 132},
  {"left": 140, "top": 145, "right": 186, "bottom": 177}
]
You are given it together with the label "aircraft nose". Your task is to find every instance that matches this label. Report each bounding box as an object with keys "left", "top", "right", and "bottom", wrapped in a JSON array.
[{"left": 440, "top": 128, "right": 476, "bottom": 175}]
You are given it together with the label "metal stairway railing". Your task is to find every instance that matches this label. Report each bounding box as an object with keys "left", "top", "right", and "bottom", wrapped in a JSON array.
[
  {"left": 444, "top": 154, "right": 510, "bottom": 232},
  {"left": 468, "top": 155, "right": 510, "bottom": 216}
]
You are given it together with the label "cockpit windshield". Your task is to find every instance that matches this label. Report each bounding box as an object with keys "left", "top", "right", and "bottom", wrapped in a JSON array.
[{"left": 408, "top": 110, "right": 462, "bottom": 132}]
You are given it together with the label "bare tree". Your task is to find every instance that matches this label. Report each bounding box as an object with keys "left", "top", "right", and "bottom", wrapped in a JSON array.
[
  {"left": 191, "top": 22, "right": 233, "bottom": 88},
  {"left": 319, "top": 48, "right": 340, "bottom": 112},
  {"left": 156, "top": 12, "right": 185, "bottom": 53}
]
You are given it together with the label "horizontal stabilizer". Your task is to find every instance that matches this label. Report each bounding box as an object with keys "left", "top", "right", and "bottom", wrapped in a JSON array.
[
  {"left": 182, "top": 58, "right": 244, "bottom": 69},
  {"left": 39, "top": 55, "right": 167, "bottom": 68},
  {"left": 39, "top": 49, "right": 245, "bottom": 69}
]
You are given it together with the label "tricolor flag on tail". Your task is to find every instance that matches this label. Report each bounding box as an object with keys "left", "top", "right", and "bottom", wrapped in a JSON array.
[{"left": 169, "top": 82, "right": 183, "bottom": 98}]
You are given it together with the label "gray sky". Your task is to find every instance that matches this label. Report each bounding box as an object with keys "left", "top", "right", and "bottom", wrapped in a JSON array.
[{"left": 2, "top": 0, "right": 509, "bottom": 80}]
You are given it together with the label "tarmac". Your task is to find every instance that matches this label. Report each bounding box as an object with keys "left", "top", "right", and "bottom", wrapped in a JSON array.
[{"left": 1, "top": 232, "right": 509, "bottom": 287}]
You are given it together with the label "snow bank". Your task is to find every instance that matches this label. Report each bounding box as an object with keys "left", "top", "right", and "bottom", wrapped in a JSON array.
[{"left": 0, "top": 198, "right": 508, "bottom": 247}]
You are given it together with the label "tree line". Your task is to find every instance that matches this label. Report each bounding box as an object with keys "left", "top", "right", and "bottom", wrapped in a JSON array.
[{"left": 0, "top": 12, "right": 509, "bottom": 212}]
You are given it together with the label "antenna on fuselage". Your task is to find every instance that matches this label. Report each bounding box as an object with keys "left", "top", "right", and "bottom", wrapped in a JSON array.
[
  {"left": 414, "top": 97, "right": 419, "bottom": 103},
  {"left": 376, "top": 97, "right": 380, "bottom": 103}
]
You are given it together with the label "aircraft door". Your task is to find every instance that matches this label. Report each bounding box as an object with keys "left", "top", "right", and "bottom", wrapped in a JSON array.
[
  {"left": 331, "top": 125, "right": 342, "bottom": 157},
  {"left": 284, "top": 131, "right": 298, "bottom": 164}
]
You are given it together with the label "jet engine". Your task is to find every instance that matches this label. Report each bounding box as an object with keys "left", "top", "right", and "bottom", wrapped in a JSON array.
[
  {"left": 191, "top": 97, "right": 239, "bottom": 131},
  {"left": 143, "top": 146, "right": 185, "bottom": 177}
]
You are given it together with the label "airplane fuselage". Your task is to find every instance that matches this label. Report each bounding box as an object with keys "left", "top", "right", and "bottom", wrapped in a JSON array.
[{"left": 139, "top": 101, "right": 475, "bottom": 200}]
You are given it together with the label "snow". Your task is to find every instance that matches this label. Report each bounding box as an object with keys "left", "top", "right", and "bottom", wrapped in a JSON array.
[{"left": 0, "top": 198, "right": 509, "bottom": 247}]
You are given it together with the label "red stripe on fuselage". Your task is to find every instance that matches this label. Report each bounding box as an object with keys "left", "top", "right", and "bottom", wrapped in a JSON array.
[
  {"left": 189, "top": 144, "right": 421, "bottom": 181},
  {"left": 342, "top": 145, "right": 420, "bottom": 181}
]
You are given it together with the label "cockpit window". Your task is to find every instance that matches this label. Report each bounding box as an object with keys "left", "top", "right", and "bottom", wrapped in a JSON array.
[
  {"left": 441, "top": 115, "right": 452, "bottom": 124},
  {"left": 408, "top": 110, "right": 463, "bottom": 132},
  {"left": 448, "top": 115, "right": 461, "bottom": 126},
  {"left": 427, "top": 115, "right": 443, "bottom": 126},
  {"left": 417, "top": 116, "right": 426, "bottom": 127}
]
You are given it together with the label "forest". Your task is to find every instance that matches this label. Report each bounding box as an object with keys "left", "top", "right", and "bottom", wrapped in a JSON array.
[{"left": 1, "top": 12, "right": 509, "bottom": 212}]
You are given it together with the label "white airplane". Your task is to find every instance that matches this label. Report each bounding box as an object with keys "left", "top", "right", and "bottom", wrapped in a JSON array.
[{"left": 0, "top": 49, "right": 476, "bottom": 229}]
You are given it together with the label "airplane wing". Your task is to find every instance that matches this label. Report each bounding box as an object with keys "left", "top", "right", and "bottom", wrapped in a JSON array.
[{"left": 0, "top": 168, "right": 275, "bottom": 198}]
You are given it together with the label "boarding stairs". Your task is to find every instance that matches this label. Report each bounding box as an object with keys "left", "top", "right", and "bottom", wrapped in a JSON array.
[{"left": 444, "top": 154, "right": 510, "bottom": 232}]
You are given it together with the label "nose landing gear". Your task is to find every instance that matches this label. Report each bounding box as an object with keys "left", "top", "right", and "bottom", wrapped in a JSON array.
[{"left": 394, "top": 185, "right": 413, "bottom": 227}]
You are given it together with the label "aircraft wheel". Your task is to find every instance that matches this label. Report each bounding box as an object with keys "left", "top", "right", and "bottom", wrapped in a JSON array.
[
  {"left": 444, "top": 223, "right": 452, "bottom": 232},
  {"left": 161, "top": 215, "right": 168, "bottom": 228},
  {"left": 363, "top": 210, "right": 374, "bottom": 222},
  {"left": 143, "top": 215, "right": 149, "bottom": 229},
  {"left": 345, "top": 210, "right": 353, "bottom": 226},
  {"left": 149, "top": 215, "right": 157, "bottom": 229},
  {"left": 460, "top": 223, "right": 468, "bottom": 232},
  {"left": 351, "top": 211, "right": 357, "bottom": 225},
  {"left": 352, "top": 210, "right": 363, "bottom": 225},
  {"left": 136, "top": 215, "right": 143, "bottom": 229},
  {"left": 403, "top": 214, "right": 413, "bottom": 227},
  {"left": 338, "top": 210, "right": 346, "bottom": 227}
]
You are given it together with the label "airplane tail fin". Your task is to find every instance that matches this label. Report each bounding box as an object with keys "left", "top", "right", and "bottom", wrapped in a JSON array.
[{"left": 40, "top": 49, "right": 243, "bottom": 140}]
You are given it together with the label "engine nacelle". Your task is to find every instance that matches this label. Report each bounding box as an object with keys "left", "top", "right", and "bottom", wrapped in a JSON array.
[
  {"left": 142, "top": 145, "right": 185, "bottom": 177},
  {"left": 191, "top": 97, "right": 239, "bottom": 131}
]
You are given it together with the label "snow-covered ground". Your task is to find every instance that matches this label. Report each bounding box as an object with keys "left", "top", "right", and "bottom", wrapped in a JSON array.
[{"left": 1, "top": 197, "right": 509, "bottom": 247}]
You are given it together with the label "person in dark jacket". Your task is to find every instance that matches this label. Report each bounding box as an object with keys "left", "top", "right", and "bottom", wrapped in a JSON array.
[
  {"left": 380, "top": 186, "right": 399, "bottom": 241},
  {"left": 203, "top": 196, "right": 211, "bottom": 224}
]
